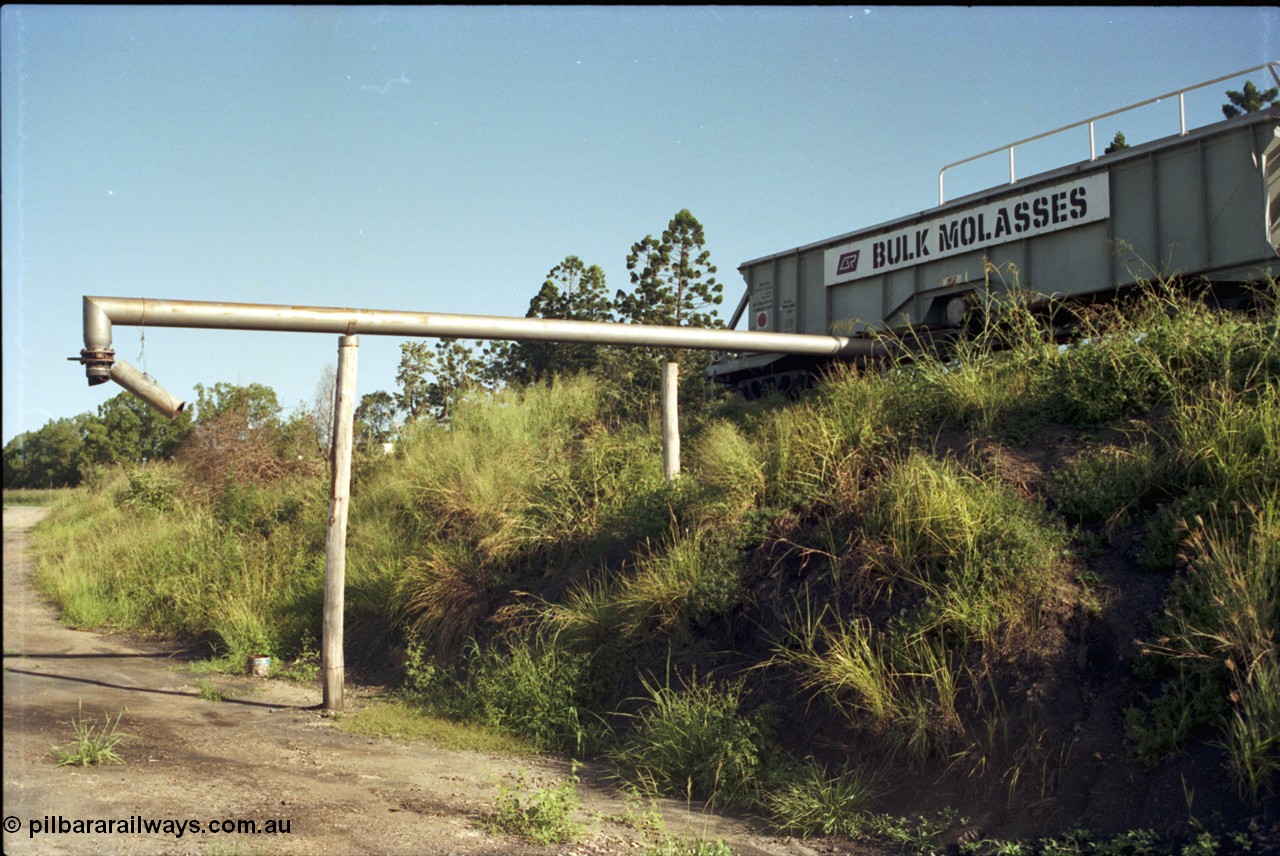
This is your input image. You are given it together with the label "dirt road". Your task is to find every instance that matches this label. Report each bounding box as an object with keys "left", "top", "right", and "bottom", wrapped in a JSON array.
[{"left": 2, "top": 506, "right": 822, "bottom": 855}]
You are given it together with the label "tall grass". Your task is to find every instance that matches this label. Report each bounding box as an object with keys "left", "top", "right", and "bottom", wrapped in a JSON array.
[
  {"left": 757, "top": 759, "right": 881, "bottom": 838},
  {"left": 448, "top": 636, "right": 607, "bottom": 754},
  {"left": 33, "top": 465, "right": 325, "bottom": 661},
  {"left": 1145, "top": 503, "right": 1280, "bottom": 803},
  {"left": 610, "top": 673, "right": 770, "bottom": 805},
  {"left": 865, "top": 452, "right": 1067, "bottom": 644},
  {"left": 1104, "top": 282, "right": 1280, "bottom": 802},
  {"left": 769, "top": 599, "right": 969, "bottom": 763},
  {"left": 773, "top": 602, "right": 898, "bottom": 729},
  {"left": 348, "top": 374, "right": 674, "bottom": 661}
]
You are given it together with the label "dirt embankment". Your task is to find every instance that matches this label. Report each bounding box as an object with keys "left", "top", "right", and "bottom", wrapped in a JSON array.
[{"left": 1, "top": 506, "right": 823, "bottom": 856}]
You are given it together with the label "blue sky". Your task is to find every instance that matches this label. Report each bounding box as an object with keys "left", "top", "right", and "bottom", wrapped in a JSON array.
[{"left": 4, "top": 6, "right": 1278, "bottom": 444}]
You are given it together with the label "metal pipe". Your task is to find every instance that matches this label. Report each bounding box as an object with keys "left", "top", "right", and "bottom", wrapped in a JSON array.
[
  {"left": 80, "top": 295, "right": 876, "bottom": 372},
  {"left": 108, "top": 360, "right": 186, "bottom": 419}
]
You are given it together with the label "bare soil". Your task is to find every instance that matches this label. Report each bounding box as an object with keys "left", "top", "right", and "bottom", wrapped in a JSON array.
[{"left": 1, "top": 506, "right": 831, "bottom": 856}]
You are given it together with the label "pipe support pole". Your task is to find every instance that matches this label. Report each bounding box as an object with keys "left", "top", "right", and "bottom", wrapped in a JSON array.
[
  {"left": 661, "top": 362, "right": 680, "bottom": 481},
  {"left": 322, "top": 335, "right": 359, "bottom": 713}
]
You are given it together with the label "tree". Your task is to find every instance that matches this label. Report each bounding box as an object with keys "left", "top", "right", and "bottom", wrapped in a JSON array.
[
  {"left": 2, "top": 417, "right": 85, "bottom": 488},
  {"left": 308, "top": 365, "right": 337, "bottom": 458},
  {"left": 614, "top": 210, "right": 726, "bottom": 396},
  {"left": 1104, "top": 131, "right": 1130, "bottom": 154},
  {"left": 395, "top": 341, "right": 436, "bottom": 422},
  {"left": 354, "top": 390, "right": 398, "bottom": 450},
  {"left": 192, "top": 382, "right": 280, "bottom": 433},
  {"left": 181, "top": 382, "right": 298, "bottom": 487},
  {"left": 79, "top": 391, "right": 193, "bottom": 468},
  {"left": 1222, "top": 80, "right": 1279, "bottom": 118},
  {"left": 616, "top": 209, "right": 723, "bottom": 330},
  {"left": 495, "top": 255, "right": 615, "bottom": 385},
  {"left": 395, "top": 339, "right": 491, "bottom": 423}
]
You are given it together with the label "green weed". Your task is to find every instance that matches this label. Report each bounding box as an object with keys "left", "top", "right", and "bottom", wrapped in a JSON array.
[
  {"left": 115, "top": 465, "right": 180, "bottom": 512},
  {"left": 867, "top": 452, "right": 1067, "bottom": 643},
  {"left": 864, "top": 808, "right": 961, "bottom": 853},
  {"left": 615, "top": 527, "right": 742, "bottom": 638},
  {"left": 644, "top": 835, "right": 734, "bottom": 856},
  {"left": 277, "top": 632, "right": 320, "bottom": 684},
  {"left": 49, "top": 703, "right": 131, "bottom": 767},
  {"left": 195, "top": 679, "right": 225, "bottom": 702},
  {"left": 1050, "top": 441, "right": 1167, "bottom": 525},
  {"left": 483, "top": 763, "right": 586, "bottom": 845},
  {"left": 612, "top": 789, "right": 733, "bottom": 856}
]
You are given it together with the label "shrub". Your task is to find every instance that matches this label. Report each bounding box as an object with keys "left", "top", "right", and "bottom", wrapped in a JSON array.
[
  {"left": 116, "top": 465, "right": 178, "bottom": 512},
  {"left": 617, "top": 527, "right": 743, "bottom": 638},
  {"left": 457, "top": 637, "right": 607, "bottom": 754},
  {"left": 611, "top": 674, "right": 770, "bottom": 805}
]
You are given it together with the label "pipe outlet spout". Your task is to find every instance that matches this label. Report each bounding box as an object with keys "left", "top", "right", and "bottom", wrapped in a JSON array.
[{"left": 109, "top": 360, "right": 186, "bottom": 419}]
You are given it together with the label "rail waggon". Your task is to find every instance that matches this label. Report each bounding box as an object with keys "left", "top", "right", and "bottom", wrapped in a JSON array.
[{"left": 709, "top": 67, "right": 1280, "bottom": 397}]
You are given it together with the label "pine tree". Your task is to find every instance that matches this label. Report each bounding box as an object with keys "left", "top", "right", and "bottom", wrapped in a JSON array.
[
  {"left": 616, "top": 209, "right": 723, "bottom": 329},
  {"left": 1222, "top": 80, "right": 1279, "bottom": 119},
  {"left": 614, "top": 209, "right": 726, "bottom": 403},
  {"left": 1104, "top": 131, "right": 1130, "bottom": 155}
]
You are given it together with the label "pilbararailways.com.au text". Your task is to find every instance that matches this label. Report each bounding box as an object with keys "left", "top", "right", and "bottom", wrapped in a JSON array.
[{"left": 6, "top": 814, "right": 292, "bottom": 839}]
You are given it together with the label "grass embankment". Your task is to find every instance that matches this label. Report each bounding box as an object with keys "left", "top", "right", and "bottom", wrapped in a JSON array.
[{"left": 29, "top": 280, "right": 1279, "bottom": 851}]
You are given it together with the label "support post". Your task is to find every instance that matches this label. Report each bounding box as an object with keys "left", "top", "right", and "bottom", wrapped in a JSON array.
[
  {"left": 661, "top": 361, "right": 680, "bottom": 481},
  {"left": 322, "top": 335, "right": 358, "bottom": 713}
]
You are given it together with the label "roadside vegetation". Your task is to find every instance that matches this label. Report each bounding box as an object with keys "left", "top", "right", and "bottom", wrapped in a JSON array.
[{"left": 20, "top": 269, "right": 1278, "bottom": 851}]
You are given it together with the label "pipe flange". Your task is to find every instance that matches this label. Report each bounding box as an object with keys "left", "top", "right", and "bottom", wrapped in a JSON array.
[{"left": 70, "top": 347, "right": 116, "bottom": 386}]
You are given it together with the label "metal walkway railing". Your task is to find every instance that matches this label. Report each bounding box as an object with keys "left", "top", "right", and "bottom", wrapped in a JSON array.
[{"left": 937, "top": 60, "right": 1280, "bottom": 205}]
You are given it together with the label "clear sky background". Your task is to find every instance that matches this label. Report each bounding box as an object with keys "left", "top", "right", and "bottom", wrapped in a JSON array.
[{"left": 4, "top": 6, "right": 1278, "bottom": 444}]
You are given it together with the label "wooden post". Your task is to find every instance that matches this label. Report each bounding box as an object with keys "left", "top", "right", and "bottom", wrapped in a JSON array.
[
  {"left": 661, "top": 361, "right": 680, "bottom": 481},
  {"left": 322, "top": 335, "right": 358, "bottom": 713}
]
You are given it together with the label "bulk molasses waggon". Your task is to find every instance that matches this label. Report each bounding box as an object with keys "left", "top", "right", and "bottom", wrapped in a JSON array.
[{"left": 709, "top": 63, "right": 1280, "bottom": 397}]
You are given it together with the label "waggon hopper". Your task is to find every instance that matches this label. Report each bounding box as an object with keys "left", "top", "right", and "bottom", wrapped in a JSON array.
[{"left": 710, "top": 64, "right": 1280, "bottom": 397}]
